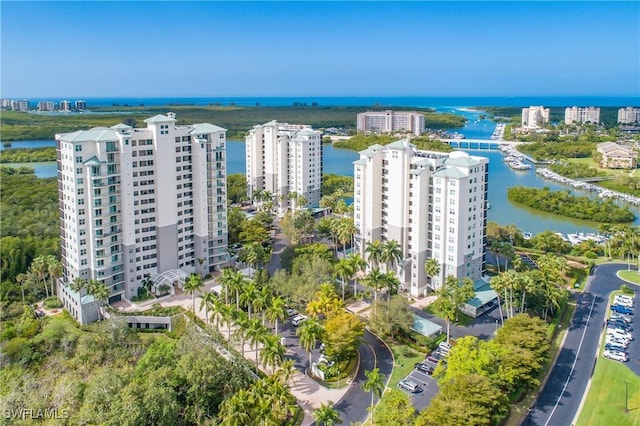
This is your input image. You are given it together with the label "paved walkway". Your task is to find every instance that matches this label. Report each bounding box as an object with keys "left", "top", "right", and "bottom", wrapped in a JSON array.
[{"left": 114, "top": 283, "right": 350, "bottom": 426}]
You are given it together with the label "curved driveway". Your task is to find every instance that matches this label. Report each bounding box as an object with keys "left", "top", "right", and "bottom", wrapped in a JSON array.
[
  {"left": 529, "top": 263, "right": 639, "bottom": 426},
  {"left": 332, "top": 330, "right": 394, "bottom": 425}
]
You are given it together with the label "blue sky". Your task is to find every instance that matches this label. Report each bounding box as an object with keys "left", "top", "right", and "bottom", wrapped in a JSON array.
[{"left": 2, "top": 1, "right": 639, "bottom": 98}]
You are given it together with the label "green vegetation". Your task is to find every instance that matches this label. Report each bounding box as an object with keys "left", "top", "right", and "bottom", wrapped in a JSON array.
[
  {"left": 518, "top": 141, "right": 597, "bottom": 160},
  {"left": 0, "top": 147, "right": 56, "bottom": 163},
  {"left": 548, "top": 162, "right": 608, "bottom": 179},
  {"left": 333, "top": 133, "right": 454, "bottom": 152},
  {"left": 507, "top": 186, "right": 635, "bottom": 223},
  {"left": 477, "top": 106, "right": 623, "bottom": 127},
  {"left": 0, "top": 168, "right": 59, "bottom": 291},
  {"left": 1, "top": 105, "right": 464, "bottom": 141},
  {"left": 599, "top": 175, "right": 640, "bottom": 197},
  {"left": 321, "top": 174, "right": 354, "bottom": 196},
  {"left": 619, "top": 270, "right": 640, "bottom": 285}
]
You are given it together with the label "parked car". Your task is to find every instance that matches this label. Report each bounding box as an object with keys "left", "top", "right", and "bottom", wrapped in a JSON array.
[
  {"left": 614, "top": 297, "right": 633, "bottom": 308},
  {"left": 607, "top": 320, "right": 632, "bottom": 331},
  {"left": 605, "top": 343, "right": 627, "bottom": 353},
  {"left": 615, "top": 294, "right": 634, "bottom": 303},
  {"left": 291, "top": 315, "right": 308, "bottom": 326},
  {"left": 603, "top": 350, "right": 628, "bottom": 362},
  {"left": 606, "top": 335, "right": 629, "bottom": 347},
  {"left": 611, "top": 304, "right": 633, "bottom": 315},
  {"left": 606, "top": 328, "right": 633, "bottom": 341},
  {"left": 438, "top": 342, "right": 452, "bottom": 353},
  {"left": 610, "top": 312, "right": 633, "bottom": 323},
  {"left": 414, "top": 362, "right": 434, "bottom": 375},
  {"left": 285, "top": 307, "right": 298, "bottom": 317},
  {"left": 398, "top": 379, "right": 422, "bottom": 393}
]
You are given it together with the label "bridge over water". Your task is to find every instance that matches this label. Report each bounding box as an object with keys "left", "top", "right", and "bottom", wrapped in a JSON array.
[{"left": 441, "top": 138, "right": 523, "bottom": 150}]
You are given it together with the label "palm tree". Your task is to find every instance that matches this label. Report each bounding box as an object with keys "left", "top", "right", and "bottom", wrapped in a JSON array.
[
  {"left": 218, "top": 389, "right": 251, "bottom": 426},
  {"left": 225, "top": 269, "right": 248, "bottom": 310},
  {"left": 362, "top": 368, "right": 385, "bottom": 421},
  {"left": 246, "top": 318, "right": 267, "bottom": 366},
  {"left": 254, "top": 285, "right": 272, "bottom": 325},
  {"left": 363, "top": 268, "right": 386, "bottom": 305},
  {"left": 296, "top": 317, "right": 323, "bottom": 369},
  {"left": 29, "top": 256, "right": 49, "bottom": 298},
  {"left": 313, "top": 401, "right": 342, "bottom": 426},
  {"left": 489, "top": 274, "right": 506, "bottom": 327},
  {"left": 209, "top": 297, "right": 226, "bottom": 328},
  {"left": 276, "top": 359, "right": 297, "bottom": 385},
  {"left": 381, "top": 239, "right": 403, "bottom": 273},
  {"left": 70, "top": 277, "right": 87, "bottom": 293},
  {"left": 365, "top": 240, "right": 384, "bottom": 270},
  {"left": 233, "top": 310, "right": 250, "bottom": 357},
  {"left": 424, "top": 257, "right": 441, "bottom": 294},
  {"left": 200, "top": 290, "right": 218, "bottom": 324},
  {"left": 88, "top": 281, "right": 110, "bottom": 321},
  {"left": 45, "top": 255, "right": 63, "bottom": 297},
  {"left": 240, "top": 281, "right": 259, "bottom": 319},
  {"left": 261, "top": 334, "right": 286, "bottom": 371},
  {"left": 218, "top": 267, "right": 237, "bottom": 305},
  {"left": 265, "top": 296, "right": 287, "bottom": 336},
  {"left": 337, "top": 219, "right": 356, "bottom": 257},
  {"left": 383, "top": 271, "right": 400, "bottom": 299},
  {"left": 347, "top": 253, "right": 367, "bottom": 297},
  {"left": 183, "top": 273, "right": 204, "bottom": 314},
  {"left": 333, "top": 258, "right": 354, "bottom": 300}
]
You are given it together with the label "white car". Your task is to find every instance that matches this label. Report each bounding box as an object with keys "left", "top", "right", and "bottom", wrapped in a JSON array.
[
  {"left": 291, "top": 315, "right": 308, "bottom": 326},
  {"left": 606, "top": 336, "right": 629, "bottom": 347},
  {"left": 606, "top": 329, "right": 633, "bottom": 341},
  {"left": 615, "top": 294, "right": 634, "bottom": 303},
  {"left": 614, "top": 297, "right": 633, "bottom": 308},
  {"left": 603, "top": 350, "right": 628, "bottom": 362}
]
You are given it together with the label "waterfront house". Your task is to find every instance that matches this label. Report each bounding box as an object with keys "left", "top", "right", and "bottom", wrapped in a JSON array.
[{"left": 597, "top": 142, "right": 638, "bottom": 169}]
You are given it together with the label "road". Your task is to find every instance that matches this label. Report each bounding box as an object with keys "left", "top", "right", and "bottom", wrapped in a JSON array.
[
  {"left": 333, "top": 330, "right": 394, "bottom": 425},
  {"left": 529, "top": 263, "right": 639, "bottom": 426}
]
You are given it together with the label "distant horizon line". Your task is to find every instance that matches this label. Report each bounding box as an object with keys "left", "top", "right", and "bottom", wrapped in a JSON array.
[{"left": 5, "top": 95, "right": 640, "bottom": 100}]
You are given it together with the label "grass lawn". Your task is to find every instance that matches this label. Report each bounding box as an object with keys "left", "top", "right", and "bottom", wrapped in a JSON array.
[
  {"left": 386, "top": 343, "right": 426, "bottom": 388},
  {"left": 619, "top": 270, "right": 640, "bottom": 285},
  {"left": 566, "top": 158, "right": 631, "bottom": 177},
  {"left": 577, "top": 292, "right": 640, "bottom": 425},
  {"left": 424, "top": 304, "right": 474, "bottom": 327}
]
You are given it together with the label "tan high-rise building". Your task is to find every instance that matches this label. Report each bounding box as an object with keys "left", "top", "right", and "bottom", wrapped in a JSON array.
[
  {"left": 357, "top": 110, "right": 426, "bottom": 136},
  {"left": 521, "top": 106, "right": 550, "bottom": 129},
  {"left": 565, "top": 106, "right": 600, "bottom": 125}
]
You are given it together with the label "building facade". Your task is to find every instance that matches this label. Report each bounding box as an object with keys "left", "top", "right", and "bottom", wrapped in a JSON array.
[
  {"left": 521, "top": 106, "right": 550, "bottom": 129},
  {"left": 59, "top": 100, "right": 71, "bottom": 112},
  {"left": 618, "top": 107, "right": 640, "bottom": 124},
  {"left": 38, "top": 101, "right": 55, "bottom": 112},
  {"left": 357, "top": 110, "right": 426, "bottom": 136},
  {"left": 55, "top": 113, "right": 228, "bottom": 323},
  {"left": 564, "top": 106, "right": 600, "bottom": 125},
  {"left": 597, "top": 142, "right": 638, "bottom": 169},
  {"left": 75, "top": 100, "right": 87, "bottom": 111},
  {"left": 246, "top": 120, "right": 323, "bottom": 213},
  {"left": 353, "top": 139, "right": 488, "bottom": 297}
]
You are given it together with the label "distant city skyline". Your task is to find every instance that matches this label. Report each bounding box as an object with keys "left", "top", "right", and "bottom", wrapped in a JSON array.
[{"left": 2, "top": 1, "right": 639, "bottom": 98}]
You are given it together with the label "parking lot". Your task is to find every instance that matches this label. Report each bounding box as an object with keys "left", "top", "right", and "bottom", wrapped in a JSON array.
[{"left": 397, "top": 359, "right": 440, "bottom": 411}]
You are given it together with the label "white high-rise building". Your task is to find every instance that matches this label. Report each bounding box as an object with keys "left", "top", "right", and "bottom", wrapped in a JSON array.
[
  {"left": 565, "top": 106, "right": 600, "bottom": 125},
  {"left": 246, "top": 120, "right": 323, "bottom": 213},
  {"left": 55, "top": 113, "right": 228, "bottom": 323},
  {"left": 75, "top": 100, "right": 87, "bottom": 111},
  {"left": 618, "top": 107, "right": 640, "bottom": 124},
  {"left": 59, "top": 100, "right": 71, "bottom": 112},
  {"left": 521, "top": 106, "right": 550, "bottom": 129},
  {"left": 357, "top": 110, "right": 426, "bottom": 136},
  {"left": 353, "top": 139, "right": 488, "bottom": 297}
]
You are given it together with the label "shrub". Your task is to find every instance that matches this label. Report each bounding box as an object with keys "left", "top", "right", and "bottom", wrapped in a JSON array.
[
  {"left": 43, "top": 297, "right": 62, "bottom": 309},
  {"left": 620, "top": 284, "right": 635, "bottom": 295}
]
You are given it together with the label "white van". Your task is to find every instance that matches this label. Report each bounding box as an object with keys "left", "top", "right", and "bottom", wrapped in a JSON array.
[{"left": 292, "top": 315, "right": 308, "bottom": 326}]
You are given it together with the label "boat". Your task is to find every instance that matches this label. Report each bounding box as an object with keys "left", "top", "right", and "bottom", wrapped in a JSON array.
[
  {"left": 523, "top": 232, "right": 533, "bottom": 240},
  {"left": 508, "top": 161, "right": 532, "bottom": 171}
]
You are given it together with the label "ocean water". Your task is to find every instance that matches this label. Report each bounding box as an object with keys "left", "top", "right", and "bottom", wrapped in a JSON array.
[{"left": 22, "top": 96, "right": 640, "bottom": 109}]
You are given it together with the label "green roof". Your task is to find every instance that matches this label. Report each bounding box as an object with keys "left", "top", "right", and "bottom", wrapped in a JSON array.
[
  {"left": 190, "top": 123, "right": 226, "bottom": 134},
  {"left": 57, "top": 127, "right": 118, "bottom": 143},
  {"left": 386, "top": 139, "right": 414, "bottom": 150},
  {"left": 412, "top": 314, "right": 443, "bottom": 337},
  {"left": 465, "top": 280, "right": 498, "bottom": 308},
  {"left": 445, "top": 152, "right": 482, "bottom": 167},
  {"left": 433, "top": 167, "right": 467, "bottom": 179}
]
